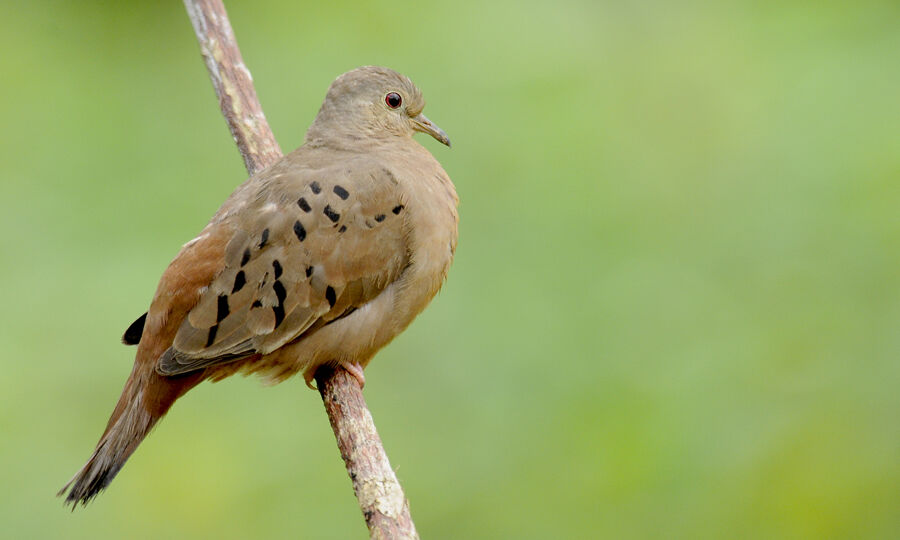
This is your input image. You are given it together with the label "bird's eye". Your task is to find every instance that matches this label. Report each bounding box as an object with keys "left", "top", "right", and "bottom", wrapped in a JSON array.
[{"left": 385, "top": 92, "right": 402, "bottom": 109}]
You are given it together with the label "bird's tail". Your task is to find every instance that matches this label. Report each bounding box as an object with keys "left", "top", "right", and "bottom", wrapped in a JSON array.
[{"left": 58, "top": 367, "right": 201, "bottom": 508}]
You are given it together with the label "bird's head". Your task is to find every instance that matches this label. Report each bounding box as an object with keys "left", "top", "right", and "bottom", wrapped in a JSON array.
[{"left": 307, "top": 66, "right": 450, "bottom": 148}]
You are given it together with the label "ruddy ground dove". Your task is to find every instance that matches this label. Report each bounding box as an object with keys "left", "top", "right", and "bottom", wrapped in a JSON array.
[{"left": 60, "top": 66, "right": 458, "bottom": 506}]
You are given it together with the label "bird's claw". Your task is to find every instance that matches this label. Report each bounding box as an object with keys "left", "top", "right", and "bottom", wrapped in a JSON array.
[
  {"left": 304, "top": 362, "right": 365, "bottom": 390},
  {"left": 342, "top": 362, "right": 366, "bottom": 388}
]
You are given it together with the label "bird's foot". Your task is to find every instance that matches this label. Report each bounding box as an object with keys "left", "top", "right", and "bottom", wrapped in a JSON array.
[
  {"left": 304, "top": 371, "right": 318, "bottom": 391},
  {"left": 304, "top": 362, "right": 366, "bottom": 390},
  {"left": 342, "top": 362, "right": 366, "bottom": 388}
]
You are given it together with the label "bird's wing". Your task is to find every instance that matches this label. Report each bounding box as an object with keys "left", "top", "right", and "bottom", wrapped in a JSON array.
[{"left": 155, "top": 163, "right": 409, "bottom": 375}]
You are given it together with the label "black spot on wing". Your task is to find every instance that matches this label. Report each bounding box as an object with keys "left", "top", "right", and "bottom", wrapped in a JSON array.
[
  {"left": 333, "top": 185, "right": 349, "bottom": 200},
  {"left": 206, "top": 325, "right": 219, "bottom": 347},
  {"left": 325, "top": 286, "right": 336, "bottom": 308},
  {"left": 297, "top": 197, "right": 311, "bottom": 212},
  {"left": 273, "top": 281, "right": 287, "bottom": 305},
  {"left": 272, "top": 260, "right": 283, "bottom": 279},
  {"left": 216, "top": 295, "right": 229, "bottom": 322},
  {"left": 232, "top": 271, "right": 246, "bottom": 293},
  {"left": 306, "top": 266, "right": 314, "bottom": 278},
  {"left": 272, "top": 304, "right": 285, "bottom": 328},
  {"left": 293, "top": 221, "right": 306, "bottom": 242},
  {"left": 270, "top": 280, "right": 288, "bottom": 328},
  {"left": 241, "top": 248, "right": 251, "bottom": 267},
  {"left": 258, "top": 228, "right": 270, "bottom": 248},
  {"left": 323, "top": 205, "right": 340, "bottom": 223},
  {"left": 122, "top": 312, "right": 147, "bottom": 345},
  {"left": 392, "top": 205, "right": 405, "bottom": 215},
  {"left": 251, "top": 300, "right": 263, "bottom": 308},
  {"left": 374, "top": 214, "right": 385, "bottom": 222},
  {"left": 310, "top": 181, "right": 321, "bottom": 194},
  {"left": 338, "top": 225, "right": 346, "bottom": 233}
]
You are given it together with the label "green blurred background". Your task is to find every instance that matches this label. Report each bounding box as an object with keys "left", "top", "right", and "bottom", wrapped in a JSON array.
[{"left": 1, "top": 1, "right": 898, "bottom": 538}]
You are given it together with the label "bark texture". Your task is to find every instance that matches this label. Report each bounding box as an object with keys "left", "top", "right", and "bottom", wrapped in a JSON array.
[
  {"left": 316, "top": 366, "right": 419, "bottom": 539},
  {"left": 184, "top": 0, "right": 282, "bottom": 174}
]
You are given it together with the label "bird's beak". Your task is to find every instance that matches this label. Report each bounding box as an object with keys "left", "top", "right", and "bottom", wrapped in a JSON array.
[{"left": 412, "top": 114, "right": 451, "bottom": 148}]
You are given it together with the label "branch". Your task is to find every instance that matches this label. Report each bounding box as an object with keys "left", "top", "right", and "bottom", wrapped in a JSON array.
[
  {"left": 316, "top": 367, "right": 419, "bottom": 539},
  {"left": 184, "top": 0, "right": 282, "bottom": 175},
  {"left": 183, "top": 1, "right": 419, "bottom": 538}
]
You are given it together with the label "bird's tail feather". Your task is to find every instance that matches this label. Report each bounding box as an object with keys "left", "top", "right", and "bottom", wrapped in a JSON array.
[
  {"left": 58, "top": 369, "right": 201, "bottom": 508},
  {"left": 58, "top": 377, "right": 155, "bottom": 508}
]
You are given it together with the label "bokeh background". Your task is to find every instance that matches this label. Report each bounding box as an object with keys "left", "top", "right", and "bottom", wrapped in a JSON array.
[{"left": 1, "top": 1, "right": 898, "bottom": 538}]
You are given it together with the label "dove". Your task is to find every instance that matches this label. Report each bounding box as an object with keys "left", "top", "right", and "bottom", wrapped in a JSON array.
[{"left": 59, "top": 66, "right": 458, "bottom": 507}]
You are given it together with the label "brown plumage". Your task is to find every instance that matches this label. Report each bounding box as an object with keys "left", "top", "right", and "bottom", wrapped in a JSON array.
[{"left": 59, "top": 66, "right": 458, "bottom": 507}]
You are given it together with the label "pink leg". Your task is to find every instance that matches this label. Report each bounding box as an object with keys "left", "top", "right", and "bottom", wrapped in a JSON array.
[
  {"left": 342, "top": 362, "right": 366, "bottom": 388},
  {"left": 304, "top": 362, "right": 366, "bottom": 390}
]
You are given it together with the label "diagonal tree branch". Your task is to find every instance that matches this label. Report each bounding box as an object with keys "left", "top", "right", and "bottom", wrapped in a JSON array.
[
  {"left": 315, "top": 366, "right": 419, "bottom": 539},
  {"left": 183, "top": 0, "right": 282, "bottom": 175},
  {"left": 183, "top": 1, "right": 418, "bottom": 538}
]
